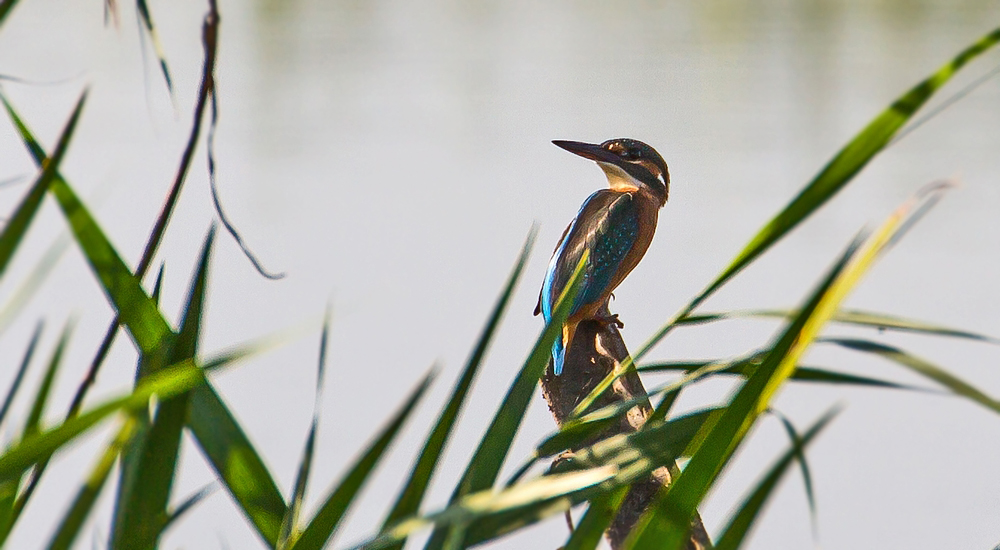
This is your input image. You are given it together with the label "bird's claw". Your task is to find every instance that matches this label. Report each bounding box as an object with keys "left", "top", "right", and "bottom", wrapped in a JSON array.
[{"left": 598, "top": 313, "right": 624, "bottom": 329}]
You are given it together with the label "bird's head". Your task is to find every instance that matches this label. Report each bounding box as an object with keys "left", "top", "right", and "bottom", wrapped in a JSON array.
[{"left": 552, "top": 138, "right": 669, "bottom": 206}]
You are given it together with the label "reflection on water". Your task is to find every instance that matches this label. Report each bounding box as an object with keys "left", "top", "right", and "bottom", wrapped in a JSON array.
[{"left": 1, "top": 1, "right": 998, "bottom": 548}]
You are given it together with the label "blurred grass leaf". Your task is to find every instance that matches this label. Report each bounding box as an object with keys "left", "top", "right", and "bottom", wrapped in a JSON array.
[
  {"left": 423, "top": 251, "right": 587, "bottom": 550},
  {"left": 110, "top": 227, "right": 215, "bottom": 549},
  {"left": 161, "top": 483, "right": 218, "bottom": 536},
  {"left": 0, "top": 234, "right": 70, "bottom": 336},
  {"left": 1, "top": 321, "right": 77, "bottom": 537},
  {"left": 360, "top": 467, "right": 618, "bottom": 550},
  {"left": 48, "top": 416, "right": 140, "bottom": 550},
  {"left": 2, "top": 96, "right": 290, "bottom": 547},
  {"left": 360, "top": 407, "right": 718, "bottom": 550},
  {"left": 0, "top": 360, "right": 202, "bottom": 483},
  {"left": 676, "top": 308, "right": 1000, "bottom": 344},
  {"left": 0, "top": 0, "right": 21, "bottom": 29},
  {"left": 822, "top": 337, "right": 1000, "bottom": 414},
  {"left": 48, "top": 171, "right": 173, "bottom": 354},
  {"left": 23, "top": 320, "right": 74, "bottom": 440},
  {"left": 0, "top": 90, "right": 86, "bottom": 280},
  {"left": 564, "top": 486, "right": 629, "bottom": 550},
  {"left": 0, "top": 322, "right": 44, "bottom": 542},
  {"left": 769, "top": 409, "right": 818, "bottom": 535},
  {"left": 278, "top": 309, "right": 331, "bottom": 550},
  {"left": 714, "top": 406, "right": 840, "bottom": 550},
  {"left": 625, "top": 183, "right": 953, "bottom": 549},
  {"left": 380, "top": 229, "right": 535, "bottom": 549},
  {"left": 638, "top": 358, "right": 929, "bottom": 392},
  {"left": 188, "top": 384, "right": 288, "bottom": 545},
  {"left": 627, "top": 237, "right": 863, "bottom": 549},
  {"left": 135, "top": 0, "right": 174, "bottom": 97},
  {"left": 0, "top": 321, "right": 42, "bottom": 430},
  {"left": 288, "top": 369, "right": 435, "bottom": 550}
]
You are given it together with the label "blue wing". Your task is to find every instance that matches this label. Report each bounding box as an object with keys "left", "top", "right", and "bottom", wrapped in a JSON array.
[{"left": 538, "top": 190, "right": 640, "bottom": 321}]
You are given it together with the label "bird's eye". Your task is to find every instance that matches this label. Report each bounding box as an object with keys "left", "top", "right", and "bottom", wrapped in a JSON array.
[{"left": 626, "top": 148, "right": 641, "bottom": 160}]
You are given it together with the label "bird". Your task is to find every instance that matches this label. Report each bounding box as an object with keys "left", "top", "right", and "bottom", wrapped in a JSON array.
[{"left": 535, "top": 138, "right": 670, "bottom": 376}]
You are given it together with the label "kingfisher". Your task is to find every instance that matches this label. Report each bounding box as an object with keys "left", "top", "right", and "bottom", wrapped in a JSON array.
[{"left": 535, "top": 138, "right": 670, "bottom": 376}]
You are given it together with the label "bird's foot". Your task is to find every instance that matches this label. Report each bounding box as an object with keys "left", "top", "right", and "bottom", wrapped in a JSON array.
[{"left": 596, "top": 313, "right": 624, "bottom": 329}]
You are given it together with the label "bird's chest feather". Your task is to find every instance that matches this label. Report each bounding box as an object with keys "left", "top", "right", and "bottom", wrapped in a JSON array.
[{"left": 606, "top": 193, "right": 659, "bottom": 288}]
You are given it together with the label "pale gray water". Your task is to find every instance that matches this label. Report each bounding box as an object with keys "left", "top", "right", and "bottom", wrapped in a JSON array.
[{"left": 1, "top": 1, "right": 999, "bottom": 548}]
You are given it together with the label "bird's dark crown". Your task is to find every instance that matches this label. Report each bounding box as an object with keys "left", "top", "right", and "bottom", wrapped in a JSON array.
[{"left": 553, "top": 138, "right": 669, "bottom": 204}]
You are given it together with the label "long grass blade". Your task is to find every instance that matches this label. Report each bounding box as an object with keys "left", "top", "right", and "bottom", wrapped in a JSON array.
[
  {"left": 0, "top": 322, "right": 44, "bottom": 542},
  {"left": 2, "top": 96, "right": 288, "bottom": 545},
  {"left": 0, "top": 338, "right": 266, "bottom": 486},
  {"left": 358, "top": 467, "right": 618, "bottom": 550},
  {"left": 278, "top": 309, "right": 331, "bottom": 549},
  {"left": 0, "top": 321, "right": 42, "bottom": 430},
  {"left": 822, "top": 337, "right": 1000, "bottom": 414},
  {"left": 288, "top": 369, "right": 435, "bottom": 550},
  {"left": 461, "top": 409, "right": 722, "bottom": 545},
  {"left": 510, "top": 361, "right": 742, "bottom": 485},
  {"left": 135, "top": 0, "right": 174, "bottom": 96},
  {"left": 520, "top": 403, "right": 716, "bottom": 488},
  {"left": 279, "top": 421, "right": 317, "bottom": 550},
  {"left": 714, "top": 406, "right": 840, "bottom": 550},
  {"left": 110, "top": 227, "right": 215, "bottom": 549},
  {"left": 4, "top": 321, "right": 79, "bottom": 534},
  {"left": 354, "top": 404, "right": 718, "bottom": 550},
  {"left": 48, "top": 173, "right": 172, "bottom": 355},
  {"left": 13, "top": 267, "right": 164, "bottom": 543},
  {"left": 624, "top": 183, "right": 952, "bottom": 549},
  {"left": 0, "top": 234, "right": 70, "bottom": 336},
  {"left": 638, "top": 359, "right": 928, "bottom": 391},
  {"left": 626, "top": 239, "right": 862, "bottom": 549},
  {"left": 675, "top": 308, "right": 1000, "bottom": 344},
  {"left": 563, "top": 486, "right": 629, "bottom": 550},
  {"left": 422, "top": 251, "right": 587, "bottom": 550},
  {"left": 0, "top": 0, "right": 21, "bottom": 29},
  {"left": 380, "top": 229, "right": 536, "bottom": 547},
  {"left": 0, "top": 90, "right": 86, "bottom": 280},
  {"left": 49, "top": 163, "right": 178, "bottom": 548},
  {"left": 0, "top": 360, "right": 204, "bottom": 483},
  {"left": 462, "top": 405, "right": 718, "bottom": 545},
  {"left": 769, "top": 409, "right": 818, "bottom": 536},
  {"left": 188, "top": 384, "right": 288, "bottom": 546},
  {"left": 23, "top": 320, "right": 74, "bottom": 439},
  {"left": 183, "top": 314, "right": 311, "bottom": 545},
  {"left": 2, "top": 3, "right": 217, "bottom": 427},
  {"left": 526, "top": 349, "right": 923, "bottom": 484},
  {"left": 369, "top": 406, "right": 723, "bottom": 550},
  {"left": 161, "top": 483, "right": 218, "bottom": 536},
  {"left": 47, "top": 416, "right": 139, "bottom": 550}
]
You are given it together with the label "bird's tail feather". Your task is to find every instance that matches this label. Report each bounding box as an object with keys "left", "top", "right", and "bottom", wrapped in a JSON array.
[
  {"left": 552, "top": 334, "right": 565, "bottom": 376},
  {"left": 553, "top": 323, "right": 577, "bottom": 376}
]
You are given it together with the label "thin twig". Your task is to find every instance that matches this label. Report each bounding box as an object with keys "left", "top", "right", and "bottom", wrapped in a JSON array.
[
  {"left": 13, "top": 0, "right": 223, "bottom": 521},
  {"left": 64, "top": 0, "right": 219, "bottom": 422},
  {"left": 206, "top": 73, "right": 286, "bottom": 279}
]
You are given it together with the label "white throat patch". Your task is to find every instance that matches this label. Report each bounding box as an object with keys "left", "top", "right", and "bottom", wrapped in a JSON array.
[{"left": 597, "top": 162, "right": 643, "bottom": 192}]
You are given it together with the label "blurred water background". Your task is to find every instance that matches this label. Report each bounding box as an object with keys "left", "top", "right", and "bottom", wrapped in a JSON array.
[{"left": 1, "top": 0, "right": 999, "bottom": 548}]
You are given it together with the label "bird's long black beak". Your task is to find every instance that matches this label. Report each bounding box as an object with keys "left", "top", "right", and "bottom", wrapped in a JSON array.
[{"left": 552, "top": 140, "right": 621, "bottom": 164}]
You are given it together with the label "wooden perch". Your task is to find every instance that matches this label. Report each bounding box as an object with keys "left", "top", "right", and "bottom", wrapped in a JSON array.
[{"left": 540, "top": 316, "right": 712, "bottom": 549}]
